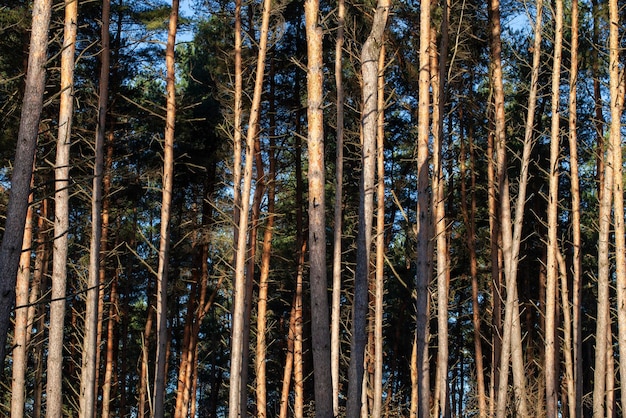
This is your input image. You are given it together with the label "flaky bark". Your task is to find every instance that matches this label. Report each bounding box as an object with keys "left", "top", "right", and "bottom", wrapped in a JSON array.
[
  {"left": 0, "top": 0, "right": 52, "bottom": 366},
  {"left": 47, "top": 1, "right": 78, "bottom": 415},
  {"left": 153, "top": 2, "right": 179, "bottom": 416},
  {"left": 304, "top": 0, "right": 333, "bottom": 413}
]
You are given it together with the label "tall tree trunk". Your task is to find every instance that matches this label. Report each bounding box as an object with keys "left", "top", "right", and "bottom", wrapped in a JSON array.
[
  {"left": 255, "top": 67, "right": 277, "bottom": 418},
  {"left": 545, "top": 0, "right": 563, "bottom": 414},
  {"left": 460, "top": 111, "right": 487, "bottom": 418},
  {"left": 47, "top": 1, "right": 78, "bottom": 415},
  {"left": 10, "top": 173, "right": 34, "bottom": 418},
  {"left": 80, "top": 0, "right": 110, "bottom": 415},
  {"left": 304, "top": 0, "right": 334, "bottom": 413},
  {"left": 491, "top": 0, "right": 537, "bottom": 413},
  {"left": 346, "top": 0, "right": 390, "bottom": 414},
  {"left": 372, "top": 42, "right": 386, "bottom": 418},
  {"left": 430, "top": 2, "right": 449, "bottom": 411},
  {"left": 294, "top": 104, "right": 305, "bottom": 418},
  {"left": 567, "top": 0, "right": 583, "bottom": 415},
  {"left": 331, "top": 0, "right": 345, "bottom": 412},
  {"left": 228, "top": 0, "right": 272, "bottom": 412},
  {"left": 415, "top": 0, "right": 431, "bottom": 416},
  {"left": 0, "top": 0, "right": 52, "bottom": 367},
  {"left": 610, "top": 0, "right": 626, "bottom": 413},
  {"left": 153, "top": 1, "right": 179, "bottom": 416}
]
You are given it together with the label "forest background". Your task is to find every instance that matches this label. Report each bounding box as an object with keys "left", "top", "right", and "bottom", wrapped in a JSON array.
[{"left": 0, "top": 0, "right": 624, "bottom": 416}]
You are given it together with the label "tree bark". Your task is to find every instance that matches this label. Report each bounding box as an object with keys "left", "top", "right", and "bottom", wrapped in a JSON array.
[
  {"left": 304, "top": 0, "right": 333, "bottom": 413},
  {"left": 10, "top": 173, "right": 34, "bottom": 418},
  {"left": 430, "top": 3, "right": 449, "bottom": 412},
  {"left": 567, "top": 0, "right": 583, "bottom": 415},
  {"left": 255, "top": 66, "right": 277, "bottom": 418},
  {"left": 415, "top": 0, "right": 431, "bottom": 416},
  {"left": 331, "top": 0, "right": 345, "bottom": 412},
  {"left": 610, "top": 0, "right": 626, "bottom": 414},
  {"left": 545, "top": 0, "right": 563, "bottom": 414},
  {"left": 0, "top": 0, "right": 52, "bottom": 367},
  {"left": 228, "top": 0, "right": 272, "bottom": 412},
  {"left": 372, "top": 43, "right": 386, "bottom": 418},
  {"left": 346, "top": 0, "right": 390, "bottom": 414},
  {"left": 80, "top": 0, "right": 110, "bottom": 415},
  {"left": 47, "top": 1, "right": 78, "bottom": 415},
  {"left": 153, "top": 1, "right": 179, "bottom": 416}
]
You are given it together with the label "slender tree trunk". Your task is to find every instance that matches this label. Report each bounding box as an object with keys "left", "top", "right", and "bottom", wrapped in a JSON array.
[
  {"left": 255, "top": 68, "right": 277, "bottom": 418},
  {"left": 10, "top": 173, "right": 34, "bottom": 418},
  {"left": 279, "top": 296, "right": 297, "bottom": 418},
  {"left": 545, "top": 0, "right": 563, "bottom": 414},
  {"left": 304, "top": 0, "right": 333, "bottom": 413},
  {"left": 80, "top": 0, "right": 110, "bottom": 415},
  {"left": 347, "top": 0, "right": 390, "bottom": 414},
  {"left": 567, "top": 0, "right": 582, "bottom": 415},
  {"left": 229, "top": 0, "right": 272, "bottom": 412},
  {"left": 373, "top": 43, "right": 386, "bottom": 418},
  {"left": 0, "top": 0, "right": 52, "bottom": 366},
  {"left": 460, "top": 112, "right": 487, "bottom": 418},
  {"left": 610, "top": 0, "right": 626, "bottom": 414},
  {"left": 101, "top": 270, "right": 119, "bottom": 418},
  {"left": 153, "top": 2, "right": 179, "bottom": 416},
  {"left": 430, "top": 3, "right": 449, "bottom": 412},
  {"left": 47, "top": 1, "right": 78, "bottom": 415},
  {"left": 331, "top": 0, "right": 346, "bottom": 412},
  {"left": 294, "top": 107, "right": 305, "bottom": 418},
  {"left": 415, "top": 0, "right": 431, "bottom": 416},
  {"left": 491, "top": 0, "right": 536, "bottom": 414}
]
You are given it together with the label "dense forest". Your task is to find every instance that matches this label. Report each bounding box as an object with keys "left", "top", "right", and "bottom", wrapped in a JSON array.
[{"left": 0, "top": 0, "right": 624, "bottom": 416}]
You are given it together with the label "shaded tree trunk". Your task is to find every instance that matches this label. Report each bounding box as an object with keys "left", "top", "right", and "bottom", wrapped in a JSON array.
[
  {"left": 0, "top": 0, "right": 52, "bottom": 367},
  {"left": 346, "top": 0, "right": 390, "bottom": 414},
  {"left": 81, "top": 0, "right": 110, "bottom": 415},
  {"left": 304, "top": 0, "right": 333, "bottom": 413}
]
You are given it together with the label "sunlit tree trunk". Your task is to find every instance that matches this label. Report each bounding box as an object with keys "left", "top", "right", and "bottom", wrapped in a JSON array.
[
  {"left": 0, "top": 0, "right": 52, "bottom": 367},
  {"left": 545, "top": 0, "right": 563, "bottom": 414},
  {"left": 491, "top": 0, "right": 536, "bottom": 414},
  {"left": 372, "top": 42, "right": 385, "bottom": 418},
  {"left": 81, "top": 0, "right": 110, "bottom": 415},
  {"left": 294, "top": 104, "right": 305, "bottom": 418},
  {"left": 153, "top": 2, "right": 179, "bottom": 416},
  {"left": 10, "top": 173, "right": 34, "bottom": 418},
  {"left": 430, "top": 2, "right": 449, "bottom": 411},
  {"left": 331, "top": 0, "right": 345, "bottom": 412},
  {"left": 610, "top": 0, "right": 626, "bottom": 414},
  {"left": 47, "top": 1, "right": 78, "bottom": 415},
  {"left": 304, "top": 0, "right": 333, "bottom": 413},
  {"left": 279, "top": 296, "right": 297, "bottom": 418},
  {"left": 347, "top": 0, "right": 390, "bottom": 414},
  {"left": 415, "top": 0, "right": 431, "bottom": 416},
  {"left": 229, "top": 0, "right": 272, "bottom": 411}
]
